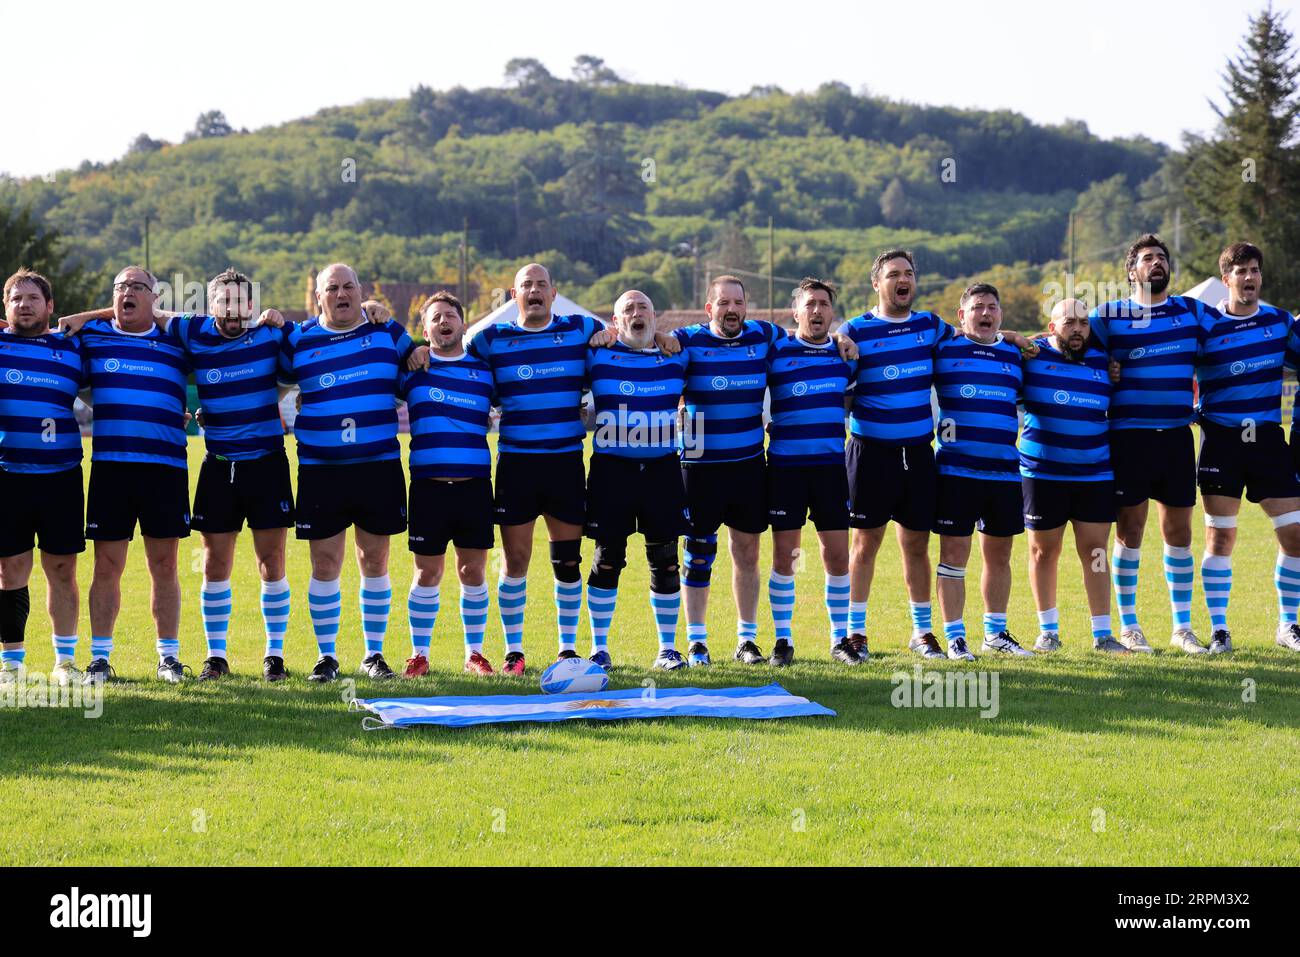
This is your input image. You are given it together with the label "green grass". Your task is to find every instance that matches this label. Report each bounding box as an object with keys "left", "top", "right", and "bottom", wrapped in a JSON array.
[{"left": 2, "top": 437, "right": 1298, "bottom": 865}]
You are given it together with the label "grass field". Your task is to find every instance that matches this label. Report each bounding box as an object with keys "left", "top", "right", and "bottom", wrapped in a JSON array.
[{"left": 2, "top": 436, "right": 1298, "bottom": 866}]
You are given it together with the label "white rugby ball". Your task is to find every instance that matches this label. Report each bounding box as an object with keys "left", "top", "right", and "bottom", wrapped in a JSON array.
[{"left": 540, "top": 657, "right": 609, "bottom": 695}]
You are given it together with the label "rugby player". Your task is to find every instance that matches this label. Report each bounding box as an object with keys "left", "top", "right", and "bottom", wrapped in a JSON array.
[
  {"left": 1196, "top": 242, "right": 1300, "bottom": 654},
  {"left": 76, "top": 266, "right": 194, "bottom": 683},
  {"left": 765, "top": 278, "right": 855, "bottom": 665},
  {"left": 466, "top": 263, "right": 646, "bottom": 673},
  {"left": 1021, "top": 299, "right": 1126, "bottom": 652},
  {"left": 398, "top": 292, "right": 495, "bottom": 676},
  {"left": 0, "top": 270, "right": 85, "bottom": 686},
  {"left": 278, "top": 263, "right": 417, "bottom": 682},
  {"left": 583, "top": 289, "right": 690, "bottom": 670},
  {"left": 933, "top": 283, "right": 1030, "bottom": 658},
  {"left": 1091, "top": 235, "right": 1219, "bottom": 654}
]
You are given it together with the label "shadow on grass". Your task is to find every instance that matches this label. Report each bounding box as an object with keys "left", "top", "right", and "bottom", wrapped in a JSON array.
[{"left": 0, "top": 648, "right": 1296, "bottom": 780}]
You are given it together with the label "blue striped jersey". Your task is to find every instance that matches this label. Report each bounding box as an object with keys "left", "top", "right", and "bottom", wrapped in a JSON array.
[
  {"left": 278, "top": 318, "right": 413, "bottom": 466},
  {"left": 170, "top": 315, "right": 285, "bottom": 460},
  {"left": 0, "top": 330, "right": 86, "bottom": 474},
  {"left": 934, "top": 335, "right": 1023, "bottom": 481},
  {"left": 80, "top": 318, "right": 190, "bottom": 469},
  {"left": 586, "top": 343, "right": 688, "bottom": 460},
  {"left": 1088, "top": 296, "right": 1217, "bottom": 430},
  {"left": 1197, "top": 304, "right": 1297, "bottom": 428},
  {"left": 766, "top": 336, "right": 855, "bottom": 466},
  {"left": 673, "top": 320, "right": 786, "bottom": 463},
  {"left": 399, "top": 353, "right": 494, "bottom": 479},
  {"left": 1019, "top": 341, "right": 1112, "bottom": 481},
  {"left": 467, "top": 314, "right": 602, "bottom": 454},
  {"left": 840, "top": 310, "right": 955, "bottom": 445}
]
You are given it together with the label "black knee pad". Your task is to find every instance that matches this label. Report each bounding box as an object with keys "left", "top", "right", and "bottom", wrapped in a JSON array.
[
  {"left": 683, "top": 535, "right": 718, "bottom": 588},
  {"left": 588, "top": 540, "right": 628, "bottom": 590},
  {"left": 0, "top": 586, "right": 30, "bottom": 644},
  {"left": 550, "top": 539, "right": 583, "bottom": 583},
  {"left": 646, "top": 541, "right": 680, "bottom": 593}
]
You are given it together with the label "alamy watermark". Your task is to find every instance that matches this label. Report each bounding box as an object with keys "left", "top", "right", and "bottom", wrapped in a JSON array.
[{"left": 889, "top": 664, "right": 1000, "bottom": 719}]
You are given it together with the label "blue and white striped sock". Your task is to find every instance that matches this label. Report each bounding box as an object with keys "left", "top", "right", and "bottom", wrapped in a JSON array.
[
  {"left": 586, "top": 585, "right": 617, "bottom": 651},
  {"left": 90, "top": 635, "right": 113, "bottom": 662},
  {"left": 737, "top": 620, "right": 757, "bottom": 644},
  {"left": 686, "top": 621, "right": 707, "bottom": 646},
  {"left": 200, "top": 578, "right": 231, "bottom": 661},
  {"left": 1112, "top": 544, "right": 1141, "bottom": 631},
  {"left": 308, "top": 576, "right": 341, "bottom": 659},
  {"left": 52, "top": 634, "right": 77, "bottom": 664},
  {"left": 943, "top": 619, "right": 965, "bottom": 643},
  {"left": 910, "top": 601, "right": 932, "bottom": 637},
  {"left": 1037, "top": 607, "right": 1059, "bottom": 634},
  {"left": 1201, "top": 553, "right": 1232, "bottom": 632},
  {"left": 983, "top": 613, "right": 1007, "bottom": 640},
  {"left": 1164, "top": 545, "right": 1194, "bottom": 631},
  {"left": 1091, "top": 614, "right": 1112, "bottom": 645},
  {"left": 825, "top": 573, "right": 850, "bottom": 644},
  {"left": 498, "top": 575, "right": 526, "bottom": 653},
  {"left": 1275, "top": 553, "right": 1300, "bottom": 625},
  {"left": 555, "top": 579, "right": 582, "bottom": 652},
  {"left": 769, "top": 571, "right": 795, "bottom": 646},
  {"left": 1, "top": 648, "right": 25, "bottom": 671},
  {"left": 260, "top": 577, "right": 290, "bottom": 658},
  {"left": 849, "top": 599, "right": 867, "bottom": 636},
  {"left": 650, "top": 589, "right": 680, "bottom": 650},
  {"left": 408, "top": 584, "right": 439, "bottom": 657},
  {"left": 460, "top": 583, "right": 488, "bottom": 655},
  {"left": 156, "top": 637, "right": 179, "bottom": 661},
  {"left": 360, "top": 575, "right": 392, "bottom": 657}
]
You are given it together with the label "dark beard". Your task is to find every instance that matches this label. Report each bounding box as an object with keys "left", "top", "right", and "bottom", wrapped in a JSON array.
[
  {"left": 1145, "top": 273, "right": 1170, "bottom": 296},
  {"left": 1062, "top": 341, "right": 1087, "bottom": 362}
]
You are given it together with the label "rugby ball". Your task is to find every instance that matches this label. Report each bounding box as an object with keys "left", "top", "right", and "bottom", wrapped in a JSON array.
[{"left": 540, "top": 657, "right": 609, "bottom": 695}]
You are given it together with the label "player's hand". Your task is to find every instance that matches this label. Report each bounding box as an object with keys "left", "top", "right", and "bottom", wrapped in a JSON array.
[
  {"left": 407, "top": 345, "right": 431, "bottom": 371},
  {"left": 589, "top": 328, "right": 615, "bottom": 348},
  {"left": 655, "top": 331, "right": 682, "bottom": 355},
  {"left": 1109, "top": 359, "right": 1122, "bottom": 384},
  {"left": 833, "top": 332, "right": 859, "bottom": 361},
  {"left": 255, "top": 308, "right": 285, "bottom": 329},
  {"left": 362, "top": 300, "right": 392, "bottom": 324},
  {"left": 183, "top": 410, "right": 193, "bottom": 428},
  {"left": 56, "top": 306, "right": 112, "bottom": 336},
  {"left": 1005, "top": 330, "right": 1039, "bottom": 359}
]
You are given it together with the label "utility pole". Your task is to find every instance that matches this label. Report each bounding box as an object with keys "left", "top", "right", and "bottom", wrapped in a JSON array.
[
  {"left": 1067, "top": 210, "right": 1074, "bottom": 277},
  {"left": 459, "top": 217, "right": 469, "bottom": 307},
  {"left": 692, "top": 235, "right": 700, "bottom": 306},
  {"left": 1173, "top": 206, "right": 1182, "bottom": 282},
  {"left": 144, "top": 215, "right": 151, "bottom": 275},
  {"left": 759, "top": 215, "right": 769, "bottom": 321}
]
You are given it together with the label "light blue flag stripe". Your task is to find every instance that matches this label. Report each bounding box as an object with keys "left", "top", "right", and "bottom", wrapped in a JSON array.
[{"left": 356, "top": 683, "right": 835, "bottom": 728}]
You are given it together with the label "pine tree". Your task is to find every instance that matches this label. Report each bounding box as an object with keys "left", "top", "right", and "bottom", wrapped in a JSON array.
[{"left": 1182, "top": 4, "right": 1300, "bottom": 303}]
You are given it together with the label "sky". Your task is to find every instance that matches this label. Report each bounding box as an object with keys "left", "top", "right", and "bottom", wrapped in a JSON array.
[{"left": 6, "top": 0, "right": 1295, "bottom": 178}]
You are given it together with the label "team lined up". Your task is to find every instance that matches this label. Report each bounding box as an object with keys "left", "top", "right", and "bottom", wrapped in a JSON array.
[{"left": 1, "top": 231, "right": 1298, "bottom": 688}]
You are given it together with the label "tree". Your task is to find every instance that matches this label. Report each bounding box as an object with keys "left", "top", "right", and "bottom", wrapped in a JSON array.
[
  {"left": 879, "top": 177, "right": 913, "bottom": 226},
  {"left": 1066, "top": 174, "right": 1146, "bottom": 264},
  {"left": 554, "top": 124, "right": 648, "bottom": 273},
  {"left": 1181, "top": 4, "right": 1300, "bottom": 302},
  {"left": 184, "top": 110, "right": 234, "bottom": 142},
  {"left": 504, "top": 58, "right": 553, "bottom": 88},
  {"left": 126, "top": 133, "right": 166, "bottom": 155},
  {"left": 0, "top": 203, "right": 101, "bottom": 317},
  {"left": 572, "top": 54, "right": 621, "bottom": 86}
]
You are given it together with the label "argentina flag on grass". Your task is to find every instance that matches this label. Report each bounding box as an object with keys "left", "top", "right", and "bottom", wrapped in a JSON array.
[{"left": 352, "top": 683, "right": 835, "bottom": 729}]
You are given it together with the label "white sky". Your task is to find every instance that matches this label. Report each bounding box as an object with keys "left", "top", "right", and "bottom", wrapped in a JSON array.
[{"left": 6, "top": 0, "right": 1295, "bottom": 177}]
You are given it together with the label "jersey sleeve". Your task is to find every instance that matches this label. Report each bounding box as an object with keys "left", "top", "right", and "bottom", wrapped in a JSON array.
[
  {"left": 466, "top": 326, "right": 491, "bottom": 364},
  {"left": 277, "top": 329, "right": 297, "bottom": 384},
  {"left": 1087, "top": 307, "right": 1109, "bottom": 350},
  {"left": 386, "top": 320, "right": 415, "bottom": 362},
  {"left": 1284, "top": 312, "right": 1300, "bottom": 373}
]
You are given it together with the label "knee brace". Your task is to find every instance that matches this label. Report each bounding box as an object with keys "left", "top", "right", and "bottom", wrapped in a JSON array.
[
  {"left": 1205, "top": 513, "right": 1238, "bottom": 529},
  {"left": 550, "top": 539, "right": 583, "bottom": 583},
  {"left": 588, "top": 540, "right": 628, "bottom": 590},
  {"left": 646, "top": 540, "right": 681, "bottom": 594},
  {"left": 1273, "top": 511, "right": 1300, "bottom": 529},
  {"left": 0, "top": 586, "right": 30, "bottom": 644},
  {"left": 936, "top": 563, "right": 966, "bottom": 581},
  {"left": 683, "top": 534, "right": 718, "bottom": 588}
]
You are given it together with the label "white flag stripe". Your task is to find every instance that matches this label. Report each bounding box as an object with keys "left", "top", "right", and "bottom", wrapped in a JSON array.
[{"left": 369, "top": 693, "right": 816, "bottom": 722}]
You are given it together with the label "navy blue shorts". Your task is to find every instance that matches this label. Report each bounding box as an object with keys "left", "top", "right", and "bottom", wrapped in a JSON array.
[
  {"left": 1021, "top": 477, "right": 1115, "bottom": 530},
  {"left": 934, "top": 474, "right": 1023, "bottom": 537}
]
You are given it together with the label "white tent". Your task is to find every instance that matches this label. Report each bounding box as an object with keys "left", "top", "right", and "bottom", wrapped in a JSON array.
[
  {"left": 465, "top": 293, "right": 601, "bottom": 340},
  {"left": 1182, "top": 276, "right": 1229, "bottom": 306}
]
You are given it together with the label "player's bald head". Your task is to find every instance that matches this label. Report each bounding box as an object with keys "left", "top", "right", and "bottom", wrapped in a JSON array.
[
  {"left": 316, "top": 262, "right": 359, "bottom": 292},
  {"left": 1051, "top": 298, "right": 1088, "bottom": 324},
  {"left": 614, "top": 289, "right": 655, "bottom": 316},
  {"left": 514, "top": 262, "right": 551, "bottom": 288},
  {"left": 1049, "top": 297, "right": 1090, "bottom": 359}
]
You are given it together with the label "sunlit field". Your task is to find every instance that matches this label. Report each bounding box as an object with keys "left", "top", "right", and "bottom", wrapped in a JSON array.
[{"left": 1, "top": 436, "right": 1297, "bottom": 866}]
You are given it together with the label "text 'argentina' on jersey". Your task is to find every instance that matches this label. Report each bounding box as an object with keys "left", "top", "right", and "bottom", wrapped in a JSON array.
[
  {"left": 1019, "top": 340, "right": 1113, "bottom": 482},
  {"left": 766, "top": 336, "right": 855, "bottom": 467},
  {"left": 933, "top": 335, "right": 1023, "bottom": 480},
  {"left": 841, "top": 310, "right": 954, "bottom": 446},
  {"left": 674, "top": 319, "right": 785, "bottom": 463},
  {"left": 400, "top": 353, "right": 494, "bottom": 479},
  {"left": 279, "top": 318, "right": 414, "bottom": 465},
  {"left": 467, "top": 314, "right": 601, "bottom": 454},
  {"left": 0, "top": 330, "right": 86, "bottom": 473},
  {"left": 586, "top": 342, "right": 689, "bottom": 459}
]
